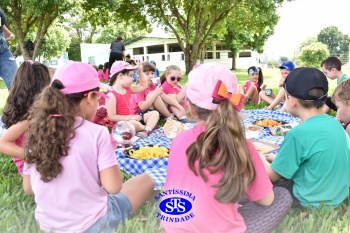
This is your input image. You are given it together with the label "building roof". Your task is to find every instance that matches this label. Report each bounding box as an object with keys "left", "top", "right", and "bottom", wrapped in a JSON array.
[{"left": 124, "top": 30, "right": 175, "bottom": 45}]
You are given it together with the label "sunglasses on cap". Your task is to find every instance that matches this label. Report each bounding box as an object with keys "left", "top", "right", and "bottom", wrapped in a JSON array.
[{"left": 170, "top": 76, "right": 182, "bottom": 82}]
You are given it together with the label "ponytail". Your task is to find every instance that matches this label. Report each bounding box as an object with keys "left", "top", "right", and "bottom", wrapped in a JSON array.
[
  {"left": 25, "top": 80, "right": 98, "bottom": 182},
  {"left": 257, "top": 67, "right": 264, "bottom": 92},
  {"left": 186, "top": 100, "right": 256, "bottom": 203}
]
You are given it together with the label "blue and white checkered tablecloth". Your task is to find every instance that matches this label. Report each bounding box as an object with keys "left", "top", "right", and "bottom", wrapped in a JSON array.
[
  {"left": 241, "top": 109, "right": 301, "bottom": 148},
  {"left": 116, "top": 127, "right": 171, "bottom": 177},
  {"left": 117, "top": 110, "right": 300, "bottom": 190}
]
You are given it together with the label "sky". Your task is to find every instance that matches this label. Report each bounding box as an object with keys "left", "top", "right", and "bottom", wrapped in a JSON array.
[{"left": 264, "top": 0, "right": 350, "bottom": 59}]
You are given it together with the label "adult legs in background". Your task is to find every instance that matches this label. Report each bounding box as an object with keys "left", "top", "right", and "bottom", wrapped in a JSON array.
[
  {"left": 109, "top": 52, "right": 118, "bottom": 72},
  {"left": 238, "top": 187, "right": 292, "bottom": 233},
  {"left": 0, "top": 37, "right": 18, "bottom": 90}
]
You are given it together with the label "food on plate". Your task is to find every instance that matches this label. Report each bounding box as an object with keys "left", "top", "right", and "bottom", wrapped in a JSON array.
[
  {"left": 254, "top": 118, "right": 283, "bottom": 128},
  {"left": 255, "top": 147, "right": 270, "bottom": 154},
  {"left": 128, "top": 145, "right": 168, "bottom": 160},
  {"left": 270, "top": 124, "right": 293, "bottom": 136},
  {"left": 246, "top": 125, "right": 262, "bottom": 131}
]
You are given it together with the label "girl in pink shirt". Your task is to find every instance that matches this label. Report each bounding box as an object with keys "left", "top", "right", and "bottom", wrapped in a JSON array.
[
  {"left": 22, "top": 61, "right": 154, "bottom": 233},
  {"left": 162, "top": 63, "right": 292, "bottom": 233},
  {"left": 133, "top": 62, "right": 187, "bottom": 122},
  {"left": 106, "top": 61, "right": 159, "bottom": 138},
  {"left": 238, "top": 66, "right": 263, "bottom": 104},
  {"left": 160, "top": 65, "right": 187, "bottom": 108},
  {"left": 0, "top": 60, "right": 51, "bottom": 176}
]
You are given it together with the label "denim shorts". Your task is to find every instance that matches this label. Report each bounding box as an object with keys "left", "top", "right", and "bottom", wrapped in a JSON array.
[{"left": 86, "top": 192, "right": 132, "bottom": 233}]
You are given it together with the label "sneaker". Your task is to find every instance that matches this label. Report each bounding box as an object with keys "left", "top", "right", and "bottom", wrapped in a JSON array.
[{"left": 136, "top": 130, "right": 151, "bottom": 138}]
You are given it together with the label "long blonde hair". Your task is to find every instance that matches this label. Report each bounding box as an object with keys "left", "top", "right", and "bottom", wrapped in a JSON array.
[{"left": 186, "top": 100, "right": 256, "bottom": 203}]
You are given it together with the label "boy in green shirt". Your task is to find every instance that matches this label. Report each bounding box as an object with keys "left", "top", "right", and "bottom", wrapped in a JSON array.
[
  {"left": 261, "top": 67, "right": 350, "bottom": 208},
  {"left": 321, "top": 56, "right": 349, "bottom": 113}
]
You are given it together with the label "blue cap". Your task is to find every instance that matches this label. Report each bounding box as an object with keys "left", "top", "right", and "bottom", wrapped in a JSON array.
[{"left": 279, "top": 60, "right": 295, "bottom": 71}]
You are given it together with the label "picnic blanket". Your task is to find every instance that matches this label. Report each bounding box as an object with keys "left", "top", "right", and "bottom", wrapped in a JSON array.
[
  {"left": 116, "top": 110, "right": 301, "bottom": 190},
  {"left": 240, "top": 109, "right": 301, "bottom": 147}
]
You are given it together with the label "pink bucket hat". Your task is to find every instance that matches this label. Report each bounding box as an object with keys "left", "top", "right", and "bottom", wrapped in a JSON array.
[
  {"left": 186, "top": 63, "right": 244, "bottom": 111},
  {"left": 51, "top": 61, "right": 107, "bottom": 97},
  {"left": 110, "top": 61, "right": 138, "bottom": 77}
]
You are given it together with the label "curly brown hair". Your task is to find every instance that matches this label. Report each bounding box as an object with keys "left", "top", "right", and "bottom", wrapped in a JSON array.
[
  {"left": 24, "top": 80, "right": 99, "bottom": 182},
  {"left": 186, "top": 100, "right": 256, "bottom": 203},
  {"left": 2, "top": 61, "right": 50, "bottom": 128}
]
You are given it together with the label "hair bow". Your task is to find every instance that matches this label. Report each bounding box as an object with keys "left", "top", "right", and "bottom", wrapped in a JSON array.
[{"left": 211, "top": 80, "right": 244, "bottom": 111}]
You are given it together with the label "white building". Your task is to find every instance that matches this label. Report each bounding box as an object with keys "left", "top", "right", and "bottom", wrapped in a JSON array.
[{"left": 80, "top": 33, "right": 260, "bottom": 70}]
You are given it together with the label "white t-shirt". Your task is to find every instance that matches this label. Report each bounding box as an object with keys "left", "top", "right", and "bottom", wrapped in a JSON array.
[{"left": 23, "top": 118, "right": 118, "bottom": 233}]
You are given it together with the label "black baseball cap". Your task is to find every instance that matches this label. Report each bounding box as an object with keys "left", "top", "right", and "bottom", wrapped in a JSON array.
[{"left": 284, "top": 67, "right": 328, "bottom": 107}]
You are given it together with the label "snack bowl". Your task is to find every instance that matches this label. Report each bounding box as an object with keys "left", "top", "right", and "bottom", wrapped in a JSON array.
[
  {"left": 269, "top": 124, "right": 293, "bottom": 136},
  {"left": 244, "top": 124, "right": 264, "bottom": 139},
  {"left": 252, "top": 118, "right": 287, "bottom": 128}
]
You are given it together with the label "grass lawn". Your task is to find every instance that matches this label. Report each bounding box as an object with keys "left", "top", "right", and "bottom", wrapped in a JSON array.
[{"left": 0, "top": 67, "right": 350, "bottom": 232}]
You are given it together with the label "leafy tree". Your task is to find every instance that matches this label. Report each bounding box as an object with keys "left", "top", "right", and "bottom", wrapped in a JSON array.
[
  {"left": 223, "top": 0, "right": 282, "bottom": 69},
  {"left": 299, "top": 36, "right": 318, "bottom": 51},
  {"left": 136, "top": 0, "right": 285, "bottom": 73},
  {"left": 37, "top": 24, "right": 71, "bottom": 62},
  {"left": 1, "top": 0, "right": 76, "bottom": 60},
  {"left": 317, "top": 26, "right": 349, "bottom": 64},
  {"left": 298, "top": 42, "right": 329, "bottom": 67},
  {"left": 67, "top": 37, "right": 82, "bottom": 61}
]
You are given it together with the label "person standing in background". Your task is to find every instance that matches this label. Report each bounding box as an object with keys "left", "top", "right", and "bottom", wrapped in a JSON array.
[
  {"left": 109, "top": 36, "right": 125, "bottom": 71},
  {"left": 0, "top": 8, "right": 18, "bottom": 90}
]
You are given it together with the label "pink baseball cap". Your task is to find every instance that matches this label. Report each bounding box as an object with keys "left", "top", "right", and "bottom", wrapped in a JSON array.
[
  {"left": 51, "top": 61, "right": 107, "bottom": 97},
  {"left": 186, "top": 63, "right": 239, "bottom": 110},
  {"left": 110, "top": 61, "right": 138, "bottom": 77}
]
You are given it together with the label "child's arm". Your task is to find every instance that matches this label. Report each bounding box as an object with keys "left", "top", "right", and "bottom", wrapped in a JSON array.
[
  {"left": 259, "top": 154, "right": 281, "bottom": 182},
  {"left": 175, "top": 83, "right": 186, "bottom": 103},
  {"left": 131, "top": 62, "right": 149, "bottom": 94},
  {"left": 106, "top": 93, "right": 142, "bottom": 122},
  {"left": 23, "top": 175, "right": 34, "bottom": 195},
  {"left": 265, "top": 88, "right": 286, "bottom": 110},
  {"left": 138, "top": 85, "right": 163, "bottom": 111},
  {"left": 255, "top": 189, "right": 274, "bottom": 206},
  {"left": 160, "top": 92, "right": 185, "bottom": 115},
  {"left": 100, "top": 165, "right": 123, "bottom": 195},
  {"left": 0, "top": 120, "right": 28, "bottom": 159}
]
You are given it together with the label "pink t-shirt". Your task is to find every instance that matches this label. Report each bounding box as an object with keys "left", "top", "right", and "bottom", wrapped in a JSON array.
[
  {"left": 244, "top": 80, "right": 259, "bottom": 92},
  {"left": 111, "top": 88, "right": 136, "bottom": 115},
  {"left": 162, "top": 81, "right": 185, "bottom": 106},
  {"left": 133, "top": 83, "right": 156, "bottom": 112},
  {"left": 13, "top": 132, "right": 26, "bottom": 175},
  {"left": 162, "top": 124, "right": 272, "bottom": 233},
  {"left": 97, "top": 69, "right": 109, "bottom": 81},
  {"left": 23, "top": 118, "right": 118, "bottom": 233}
]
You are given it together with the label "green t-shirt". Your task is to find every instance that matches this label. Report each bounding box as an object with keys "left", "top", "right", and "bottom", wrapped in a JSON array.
[
  {"left": 271, "top": 114, "right": 350, "bottom": 208},
  {"left": 337, "top": 74, "right": 349, "bottom": 85}
]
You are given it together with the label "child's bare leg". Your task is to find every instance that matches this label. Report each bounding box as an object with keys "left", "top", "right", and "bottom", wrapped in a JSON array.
[
  {"left": 143, "top": 111, "right": 159, "bottom": 130},
  {"left": 259, "top": 91, "right": 275, "bottom": 104},
  {"left": 121, "top": 173, "right": 155, "bottom": 215},
  {"left": 151, "top": 95, "right": 172, "bottom": 117},
  {"left": 247, "top": 86, "right": 259, "bottom": 104},
  {"left": 129, "top": 120, "right": 145, "bottom": 132}
]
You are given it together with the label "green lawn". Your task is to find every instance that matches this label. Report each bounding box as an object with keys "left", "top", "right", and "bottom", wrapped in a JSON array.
[{"left": 1, "top": 67, "right": 350, "bottom": 232}]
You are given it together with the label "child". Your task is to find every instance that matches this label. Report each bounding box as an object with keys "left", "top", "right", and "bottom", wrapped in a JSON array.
[
  {"left": 321, "top": 56, "right": 349, "bottom": 113},
  {"left": 332, "top": 78, "right": 350, "bottom": 137},
  {"left": 261, "top": 67, "right": 350, "bottom": 208},
  {"left": 106, "top": 61, "right": 159, "bottom": 138},
  {"left": 22, "top": 61, "right": 154, "bottom": 232},
  {"left": 103, "top": 62, "right": 110, "bottom": 81},
  {"left": 133, "top": 62, "right": 187, "bottom": 122},
  {"left": 261, "top": 60, "right": 295, "bottom": 111},
  {"left": 160, "top": 65, "right": 187, "bottom": 107},
  {"left": 150, "top": 60, "right": 160, "bottom": 77},
  {"left": 0, "top": 60, "right": 51, "bottom": 175},
  {"left": 97, "top": 64, "right": 105, "bottom": 81},
  {"left": 238, "top": 66, "right": 263, "bottom": 104},
  {"left": 162, "top": 63, "right": 292, "bottom": 233}
]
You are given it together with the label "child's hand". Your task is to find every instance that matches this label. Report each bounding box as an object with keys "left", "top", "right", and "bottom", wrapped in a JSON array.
[
  {"left": 131, "top": 115, "right": 142, "bottom": 121},
  {"left": 264, "top": 153, "right": 276, "bottom": 163},
  {"left": 154, "top": 84, "right": 163, "bottom": 96}
]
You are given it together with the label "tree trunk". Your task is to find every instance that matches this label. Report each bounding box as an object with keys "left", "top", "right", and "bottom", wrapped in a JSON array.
[{"left": 231, "top": 52, "right": 237, "bottom": 70}]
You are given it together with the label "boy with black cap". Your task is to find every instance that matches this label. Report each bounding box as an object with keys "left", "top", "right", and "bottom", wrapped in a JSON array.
[{"left": 261, "top": 67, "right": 350, "bottom": 208}]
